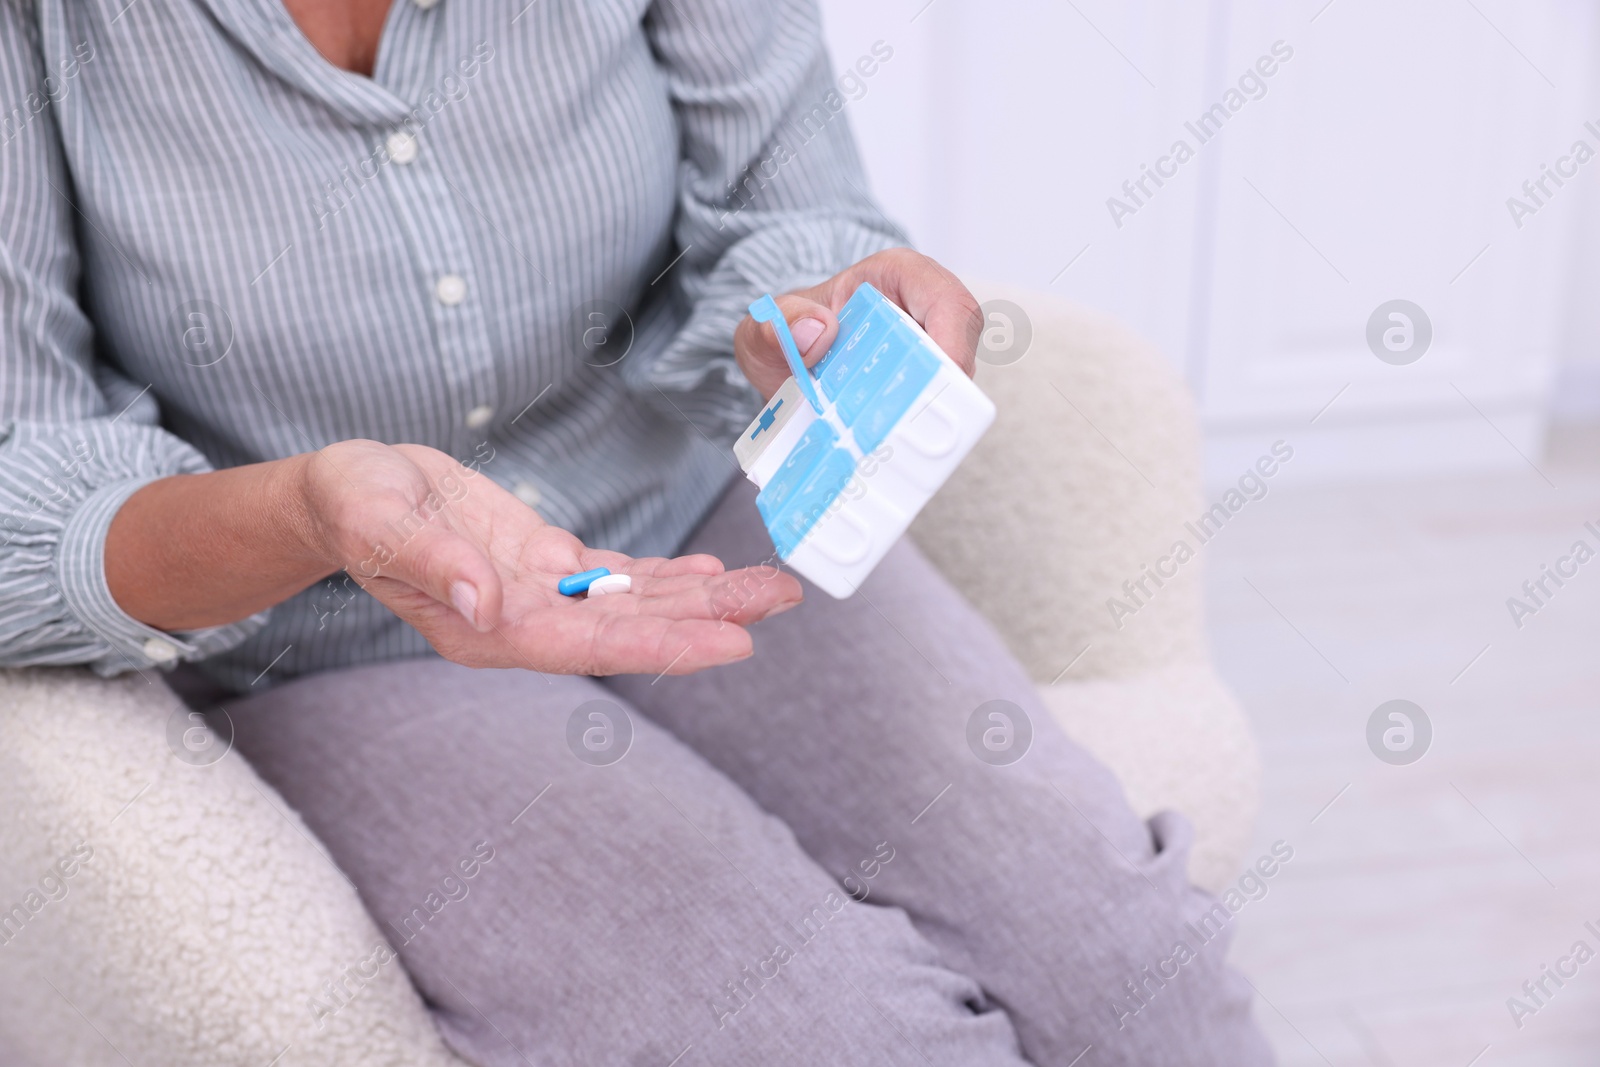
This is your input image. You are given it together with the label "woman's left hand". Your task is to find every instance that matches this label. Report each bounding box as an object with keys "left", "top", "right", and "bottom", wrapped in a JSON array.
[{"left": 732, "top": 248, "right": 984, "bottom": 401}]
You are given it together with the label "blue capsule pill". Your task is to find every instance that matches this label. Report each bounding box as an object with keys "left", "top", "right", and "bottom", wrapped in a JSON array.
[{"left": 558, "top": 567, "right": 611, "bottom": 597}]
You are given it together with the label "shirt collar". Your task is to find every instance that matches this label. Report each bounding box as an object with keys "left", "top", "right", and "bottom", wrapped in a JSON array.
[{"left": 191, "top": 0, "right": 418, "bottom": 127}]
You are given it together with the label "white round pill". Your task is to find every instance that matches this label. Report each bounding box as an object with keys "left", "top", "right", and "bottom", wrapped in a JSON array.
[{"left": 585, "top": 573, "right": 633, "bottom": 596}]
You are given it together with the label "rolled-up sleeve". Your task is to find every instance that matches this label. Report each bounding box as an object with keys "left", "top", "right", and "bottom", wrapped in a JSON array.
[
  {"left": 0, "top": 14, "right": 265, "bottom": 676},
  {"left": 633, "top": 0, "right": 909, "bottom": 441}
]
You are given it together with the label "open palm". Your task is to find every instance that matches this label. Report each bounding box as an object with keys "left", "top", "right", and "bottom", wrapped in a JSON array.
[{"left": 304, "top": 441, "right": 801, "bottom": 676}]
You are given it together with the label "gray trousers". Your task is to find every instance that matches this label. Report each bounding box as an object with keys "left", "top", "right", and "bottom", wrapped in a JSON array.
[{"left": 225, "top": 479, "right": 1273, "bottom": 1066}]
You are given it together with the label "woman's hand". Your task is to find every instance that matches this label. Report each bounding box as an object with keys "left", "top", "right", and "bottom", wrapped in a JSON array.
[
  {"left": 297, "top": 440, "right": 802, "bottom": 676},
  {"left": 732, "top": 248, "right": 984, "bottom": 401}
]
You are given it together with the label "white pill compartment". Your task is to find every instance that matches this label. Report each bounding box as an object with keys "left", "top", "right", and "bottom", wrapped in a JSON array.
[{"left": 734, "top": 283, "right": 996, "bottom": 598}]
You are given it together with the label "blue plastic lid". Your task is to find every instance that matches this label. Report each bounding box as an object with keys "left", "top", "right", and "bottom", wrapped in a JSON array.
[{"left": 748, "top": 294, "right": 824, "bottom": 414}]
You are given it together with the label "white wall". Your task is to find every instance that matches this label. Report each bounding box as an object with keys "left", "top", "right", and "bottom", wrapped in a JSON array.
[
  {"left": 1555, "top": 112, "right": 1600, "bottom": 423},
  {"left": 817, "top": 0, "right": 1600, "bottom": 482},
  {"left": 817, "top": 0, "right": 1215, "bottom": 371}
]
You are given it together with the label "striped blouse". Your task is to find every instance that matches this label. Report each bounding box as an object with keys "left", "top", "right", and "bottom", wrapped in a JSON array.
[{"left": 0, "top": 0, "right": 902, "bottom": 692}]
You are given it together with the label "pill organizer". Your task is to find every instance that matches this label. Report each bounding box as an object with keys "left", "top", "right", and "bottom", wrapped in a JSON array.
[{"left": 734, "top": 283, "right": 995, "bottom": 598}]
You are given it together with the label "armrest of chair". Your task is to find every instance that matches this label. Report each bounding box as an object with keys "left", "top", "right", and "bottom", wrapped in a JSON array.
[
  {"left": 913, "top": 282, "right": 1259, "bottom": 893},
  {"left": 0, "top": 667, "right": 467, "bottom": 1067},
  {"left": 911, "top": 281, "right": 1209, "bottom": 683}
]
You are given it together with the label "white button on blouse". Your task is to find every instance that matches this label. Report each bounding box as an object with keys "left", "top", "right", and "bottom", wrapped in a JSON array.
[
  {"left": 435, "top": 274, "right": 467, "bottom": 306},
  {"left": 386, "top": 131, "right": 419, "bottom": 165}
]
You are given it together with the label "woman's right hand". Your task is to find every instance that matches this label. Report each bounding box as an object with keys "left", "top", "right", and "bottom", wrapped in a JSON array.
[{"left": 292, "top": 440, "right": 803, "bottom": 676}]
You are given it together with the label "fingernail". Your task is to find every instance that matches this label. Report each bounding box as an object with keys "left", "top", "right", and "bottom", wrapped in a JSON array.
[
  {"left": 450, "top": 580, "right": 484, "bottom": 631},
  {"left": 767, "top": 595, "right": 803, "bottom": 618},
  {"left": 791, "top": 317, "right": 825, "bottom": 355}
]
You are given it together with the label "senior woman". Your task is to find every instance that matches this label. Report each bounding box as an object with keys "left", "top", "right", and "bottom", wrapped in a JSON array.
[{"left": 0, "top": 2, "right": 1271, "bottom": 1064}]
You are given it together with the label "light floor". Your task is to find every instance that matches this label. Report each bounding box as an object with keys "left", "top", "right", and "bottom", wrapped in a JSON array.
[{"left": 1207, "top": 426, "right": 1600, "bottom": 1067}]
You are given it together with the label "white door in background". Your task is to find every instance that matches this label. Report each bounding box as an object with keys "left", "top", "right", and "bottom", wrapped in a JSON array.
[{"left": 817, "top": 0, "right": 1596, "bottom": 484}]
